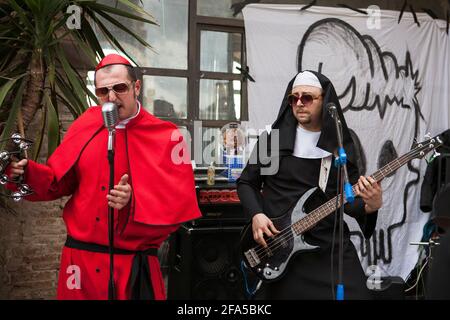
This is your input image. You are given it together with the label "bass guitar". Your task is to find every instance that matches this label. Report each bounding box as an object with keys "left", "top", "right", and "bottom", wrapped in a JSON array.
[{"left": 240, "top": 132, "right": 446, "bottom": 282}]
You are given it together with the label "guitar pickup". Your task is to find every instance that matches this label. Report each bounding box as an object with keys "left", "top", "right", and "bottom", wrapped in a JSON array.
[{"left": 244, "top": 249, "right": 260, "bottom": 268}]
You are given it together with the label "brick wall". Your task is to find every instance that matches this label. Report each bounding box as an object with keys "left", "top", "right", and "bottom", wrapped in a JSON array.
[
  {"left": 0, "top": 104, "right": 73, "bottom": 299},
  {"left": 0, "top": 199, "right": 67, "bottom": 299}
]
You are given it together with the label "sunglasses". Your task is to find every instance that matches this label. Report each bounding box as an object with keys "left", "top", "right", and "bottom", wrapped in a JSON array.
[
  {"left": 95, "top": 82, "right": 133, "bottom": 97},
  {"left": 287, "top": 93, "right": 321, "bottom": 106}
]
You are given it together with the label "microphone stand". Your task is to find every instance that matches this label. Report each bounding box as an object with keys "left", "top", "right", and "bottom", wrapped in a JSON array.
[
  {"left": 107, "top": 128, "right": 116, "bottom": 300},
  {"left": 330, "top": 107, "right": 354, "bottom": 301}
]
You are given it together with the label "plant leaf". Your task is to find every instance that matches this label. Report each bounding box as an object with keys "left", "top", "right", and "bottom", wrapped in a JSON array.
[
  {"left": 8, "top": 0, "right": 35, "bottom": 35},
  {"left": 87, "top": 9, "right": 136, "bottom": 65},
  {"left": 116, "top": 0, "right": 157, "bottom": 23},
  {"left": 55, "top": 92, "right": 81, "bottom": 119},
  {"left": 0, "top": 78, "right": 26, "bottom": 150},
  {"left": 31, "top": 102, "right": 47, "bottom": 161},
  {"left": 87, "top": 2, "right": 157, "bottom": 26},
  {"left": 55, "top": 74, "right": 84, "bottom": 116},
  {"left": 0, "top": 77, "right": 19, "bottom": 110},
  {"left": 56, "top": 48, "right": 89, "bottom": 112},
  {"left": 94, "top": 9, "right": 153, "bottom": 50},
  {"left": 43, "top": 91, "right": 60, "bottom": 156}
]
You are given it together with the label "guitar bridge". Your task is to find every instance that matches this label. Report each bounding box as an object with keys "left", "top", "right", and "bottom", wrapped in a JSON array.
[{"left": 244, "top": 248, "right": 260, "bottom": 268}]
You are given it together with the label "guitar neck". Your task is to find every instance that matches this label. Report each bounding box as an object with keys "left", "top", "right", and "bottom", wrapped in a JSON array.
[{"left": 291, "top": 139, "right": 441, "bottom": 235}]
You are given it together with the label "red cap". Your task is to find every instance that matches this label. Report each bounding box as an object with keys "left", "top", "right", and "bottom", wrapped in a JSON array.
[{"left": 95, "top": 54, "right": 132, "bottom": 71}]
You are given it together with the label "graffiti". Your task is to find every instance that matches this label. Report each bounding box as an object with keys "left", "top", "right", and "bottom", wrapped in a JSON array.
[{"left": 298, "top": 18, "right": 423, "bottom": 266}]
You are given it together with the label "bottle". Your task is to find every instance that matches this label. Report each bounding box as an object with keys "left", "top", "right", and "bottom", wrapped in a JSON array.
[{"left": 207, "top": 162, "right": 215, "bottom": 186}]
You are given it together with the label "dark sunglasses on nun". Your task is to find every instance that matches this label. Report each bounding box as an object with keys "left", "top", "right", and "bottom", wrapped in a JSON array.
[{"left": 287, "top": 93, "right": 321, "bottom": 107}]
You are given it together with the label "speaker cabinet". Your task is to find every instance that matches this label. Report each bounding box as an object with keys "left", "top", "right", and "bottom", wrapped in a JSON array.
[{"left": 167, "top": 224, "right": 246, "bottom": 300}]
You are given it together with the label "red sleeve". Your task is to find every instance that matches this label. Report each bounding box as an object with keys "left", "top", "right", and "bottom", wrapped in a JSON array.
[{"left": 15, "top": 160, "right": 77, "bottom": 201}]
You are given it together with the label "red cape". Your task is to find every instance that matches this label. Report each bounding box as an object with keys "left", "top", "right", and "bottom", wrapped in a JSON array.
[{"left": 47, "top": 106, "right": 201, "bottom": 226}]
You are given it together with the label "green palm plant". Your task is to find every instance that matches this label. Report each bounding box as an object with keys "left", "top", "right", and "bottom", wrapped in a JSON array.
[{"left": 0, "top": 0, "right": 156, "bottom": 160}]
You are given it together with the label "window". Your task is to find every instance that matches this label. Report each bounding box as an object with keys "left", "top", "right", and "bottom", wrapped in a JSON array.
[
  {"left": 93, "top": 0, "right": 247, "bottom": 166},
  {"left": 142, "top": 76, "right": 188, "bottom": 119},
  {"left": 197, "top": 0, "right": 244, "bottom": 20}
]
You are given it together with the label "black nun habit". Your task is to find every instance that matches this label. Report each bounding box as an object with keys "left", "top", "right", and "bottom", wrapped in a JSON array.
[{"left": 237, "top": 71, "right": 377, "bottom": 300}]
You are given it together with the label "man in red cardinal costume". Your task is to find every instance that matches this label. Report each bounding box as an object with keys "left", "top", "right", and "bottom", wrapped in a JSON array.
[{"left": 7, "top": 54, "right": 202, "bottom": 300}]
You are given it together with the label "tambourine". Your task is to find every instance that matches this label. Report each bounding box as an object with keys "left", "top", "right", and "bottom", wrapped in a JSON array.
[{"left": 0, "top": 133, "right": 34, "bottom": 201}]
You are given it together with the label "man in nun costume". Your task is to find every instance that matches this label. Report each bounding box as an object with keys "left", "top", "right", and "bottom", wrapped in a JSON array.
[{"left": 237, "top": 71, "right": 382, "bottom": 299}]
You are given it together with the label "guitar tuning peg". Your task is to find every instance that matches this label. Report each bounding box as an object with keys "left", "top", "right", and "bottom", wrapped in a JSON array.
[
  {"left": 433, "top": 149, "right": 441, "bottom": 158},
  {"left": 424, "top": 132, "right": 432, "bottom": 140}
]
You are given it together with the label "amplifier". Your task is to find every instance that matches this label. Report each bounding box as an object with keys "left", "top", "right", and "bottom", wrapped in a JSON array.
[
  {"left": 198, "top": 189, "right": 240, "bottom": 205},
  {"left": 193, "top": 184, "right": 247, "bottom": 227}
]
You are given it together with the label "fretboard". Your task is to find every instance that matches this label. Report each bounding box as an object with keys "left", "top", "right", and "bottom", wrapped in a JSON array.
[{"left": 291, "top": 138, "right": 441, "bottom": 235}]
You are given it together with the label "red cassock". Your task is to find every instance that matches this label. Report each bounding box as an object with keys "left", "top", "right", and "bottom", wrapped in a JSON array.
[{"left": 14, "top": 106, "right": 201, "bottom": 299}]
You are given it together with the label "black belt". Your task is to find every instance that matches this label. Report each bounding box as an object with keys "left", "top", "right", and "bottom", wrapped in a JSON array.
[{"left": 65, "top": 236, "right": 158, "bottom": 300}]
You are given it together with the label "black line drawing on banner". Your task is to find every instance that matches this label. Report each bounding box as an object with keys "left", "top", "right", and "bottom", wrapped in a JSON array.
[{"left": 298, "top": 18, "right": 423, "bottom": 266}]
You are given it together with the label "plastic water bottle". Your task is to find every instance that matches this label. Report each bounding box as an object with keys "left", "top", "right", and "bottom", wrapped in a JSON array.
[{"left": 207, "top": 162, "right": 215, "bottom": 186}]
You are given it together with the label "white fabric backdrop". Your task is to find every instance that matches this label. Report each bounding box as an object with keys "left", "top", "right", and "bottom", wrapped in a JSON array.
[{"left": 243, "top": 4, "right": 449, "bottom": 279}]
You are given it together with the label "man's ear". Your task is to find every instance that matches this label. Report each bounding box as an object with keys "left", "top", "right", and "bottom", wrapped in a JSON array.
[{"left": 134, "top": 79, "right": 141, "bottom": 97}]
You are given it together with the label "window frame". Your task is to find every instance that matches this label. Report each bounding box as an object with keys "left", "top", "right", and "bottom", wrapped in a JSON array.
[{"left": 138, "top": 0, "right": 247, "bottom": 161}]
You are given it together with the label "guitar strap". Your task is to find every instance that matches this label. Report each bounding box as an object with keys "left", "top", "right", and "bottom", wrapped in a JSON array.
[{"left": 319, "top": 155, "right": 333, "bottom": 193}]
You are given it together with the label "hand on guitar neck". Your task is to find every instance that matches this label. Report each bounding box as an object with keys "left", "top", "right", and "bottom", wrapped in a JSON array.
[
  {"left": 252, "top": 213, "right": 281, "bottom": 248},
  {"left": 354, "top": 176, "right": 382, "bottom": 214}
]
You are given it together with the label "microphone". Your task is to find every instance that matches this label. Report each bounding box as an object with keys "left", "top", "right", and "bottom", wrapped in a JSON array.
[
  {"left": 327, "top": 102, "right": 355, "bottom": 203},
  {"left": 102, "top": 102, "right": 119, "bottom": 152},
  {"left": 326, "top": 102, "right": 337, "bottom": 118},
  {"left": 102, "top": 102, "right": 119, "bottom": 131},
  {"left": 101, "top": 102, "right": 119, "bottom": 299}
]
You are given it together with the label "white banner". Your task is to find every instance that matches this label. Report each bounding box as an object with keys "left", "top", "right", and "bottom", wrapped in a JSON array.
[{"left": 243, "top": 4, "right": 449, "bottom": 279}]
